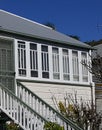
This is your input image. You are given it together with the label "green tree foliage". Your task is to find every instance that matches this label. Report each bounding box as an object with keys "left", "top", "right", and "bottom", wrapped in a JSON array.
[
  {"left": 6, "top": 121, "right": 19, "bottom": 130},
  {"left": 44, "top": 121, "right": 64, "bottom": 130}
]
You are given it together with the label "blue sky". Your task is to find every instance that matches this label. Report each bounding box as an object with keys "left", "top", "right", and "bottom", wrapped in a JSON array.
[{"left": 0, "top": 0, "right": 102, "bottom": 42}]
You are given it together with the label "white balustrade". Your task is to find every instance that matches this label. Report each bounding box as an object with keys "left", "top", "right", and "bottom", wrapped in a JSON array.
[{"left": 0, "top": 84, "right": 46, "bottom": 130}]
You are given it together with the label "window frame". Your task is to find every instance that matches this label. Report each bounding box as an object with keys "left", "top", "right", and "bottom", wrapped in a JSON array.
[
  {"left": 62, "top": 49, "right": 70, "bottom": 80},
  {"left": 17, "top": 41, "right": 26, "bottom": 76},
  {"left": 72, "top": 50, "right": 79, "bottom": 81},
  {"left": 41, "top": 45, "right": 49, "bottom": 78},
  {"left": 30, "top": 43, "right": 38, "bottom": 77},
  {"left": 81, "top": 52, "right": 88, "bottom": 82},
  {"left": 52, "top": 47, "right": 60, "bottom": 80},
  {"left": 16, "top": 39, "right": 90, "bottom": 84}
]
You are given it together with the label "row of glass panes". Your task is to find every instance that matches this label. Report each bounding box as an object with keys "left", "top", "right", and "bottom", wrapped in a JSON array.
[{"left": 17, "top": 41, "right": 88, "bottom": 82}]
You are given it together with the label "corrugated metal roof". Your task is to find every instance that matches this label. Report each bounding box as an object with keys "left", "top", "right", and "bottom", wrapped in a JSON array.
[{"left": 0, "top": 9, "right": 92, "bottom": 49}]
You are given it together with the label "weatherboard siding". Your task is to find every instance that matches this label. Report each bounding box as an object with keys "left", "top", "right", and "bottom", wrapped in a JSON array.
[{"left": 22, "top": 82, "right": 92, "bottom": 108}]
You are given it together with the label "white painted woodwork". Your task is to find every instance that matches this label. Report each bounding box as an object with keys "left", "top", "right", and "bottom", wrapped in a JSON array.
[
  {"left": 0, "top": 84, "right": 46, "bottom": 130},
  {"left": 15, "top": 39, "right": 92, "bottom": 85},
  {"left": 0, "top": 83, "right": 83, "bottom": 130}
]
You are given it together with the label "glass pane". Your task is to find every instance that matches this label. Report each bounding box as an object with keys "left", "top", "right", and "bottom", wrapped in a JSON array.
[
  {"left": 41, "top": 45, "right": 49, "bottom": 78},
  {"left": 52, "top": 47, "right": 60, "bottom": 79},
  {"left": 30, "top": 43, "right": 38, "bottom": 77},
  {"left": 62, "top": 49, "right": 70, "bottom": 80},
  {"left": 72, "top": 51, "right": 79, "bottom": 81},
  {"left": 18, "top": 41, "right": 26, "bottom": 76}
]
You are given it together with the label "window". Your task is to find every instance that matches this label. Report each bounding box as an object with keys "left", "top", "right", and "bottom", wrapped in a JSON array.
[
  {"left": 30, "top": 43, "right": 38, "bottom": 77},
  {"left": 18, "top": 41, "right": 26, "bottom": 76},
  {"left": 72, "top": 51, "right": 79, "bottom": 81},
  {"left": 52, "top": 47, "right": 60, "bottom": 79},
  {"left": 41, "top": 45, "right": 49, "bottom": 78},
  {"left": 81, "top": 52, "right": 88, "bottom": 82},
  {"left": 62, "top": 49, "right": 70, "bottom": 80}
]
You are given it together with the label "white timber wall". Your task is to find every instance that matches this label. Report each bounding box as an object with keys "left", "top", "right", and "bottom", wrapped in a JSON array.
[{"left": 22, "top": 82, "right": 92, "bottom": 108}]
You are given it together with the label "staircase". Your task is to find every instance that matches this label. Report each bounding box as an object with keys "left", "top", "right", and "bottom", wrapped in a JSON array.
[
  {"left": 0, "top": 83, "right": 46, "bottom": 130},
  {"left": 0, "top": 82, "right": 83, "bottom": 130}
]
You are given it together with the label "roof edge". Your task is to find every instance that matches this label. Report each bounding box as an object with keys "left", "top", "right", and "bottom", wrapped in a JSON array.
[{"left": 0, "top": 27, "right": 93, "bottom": 49}]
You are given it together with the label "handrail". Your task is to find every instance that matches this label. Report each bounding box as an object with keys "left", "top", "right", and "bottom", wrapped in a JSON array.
[
  {"left": 17, "top": 81, "right": 83, "bottom": 130},
  {"left": 0, "top": 83, "right": 47, "bottom": 130}
]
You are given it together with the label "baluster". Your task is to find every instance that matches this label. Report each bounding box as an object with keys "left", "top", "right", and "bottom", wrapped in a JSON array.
[
  {"left": 21, "top": 105, "right": 26, "bottom": 129},
  {"left": 3, "top": 90, "right": 6, "bottom": 109},
  {"left": 35, "top": 98, "right": 38, "bottom": 112},
  {"left": 6, "top": 92, "right": 9, "bottom": 112},
  {"left": 46, "top": 107, "right": 50, "bottom": 120},
  {"left": 22, "top": 87, "right": 25, "bottom": 102},
  {"left": 9, "top": 95, "right": 13, "bottom": 116},
  {"left": 30, "top": 94, "right": 33, "bottom": 108},
  {"left": 19, "top": 103, "right": 22, "bottom": 124},
  {"left": 32, "top": 95, "right": 34, "bottom": 110},
  {"left": 34, "top": 96, "right": 36, "bottom": 111},
  {"left": 30, "top": 113, "right": 33, "bottom": 130},
  {"left": 16, "top": 99, "right": 18, "bottom": 121},
  {"left": 25, "top": 90, "right": 28, "bottom": 104},
  {"left": 26, "top": 109, "right": 30, "bottom": 129},
  {"left": 29, "top": 93, "right": 32, "bottom": 106},
  {"left": 40, "top": 101, "right": 43, "bottom": 116},
  {"left": 0, "top": 88, "right": 1, "bottom": 106},
  {"left": 13, "top": 97, "right": 16, "bottom": 120},
  {"left": 2, "top": 89, "right": 4, "bottom": 108},
  {"left": 12, "top": 96, "right": 14, "bottom": 118},
  {"left": 38, "top": 99, "right": 40, "bottom": 114}
]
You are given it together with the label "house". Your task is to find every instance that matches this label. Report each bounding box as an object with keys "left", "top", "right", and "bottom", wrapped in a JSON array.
[{"left": 0, "top": 9, "right": 94, "bottom": 130}]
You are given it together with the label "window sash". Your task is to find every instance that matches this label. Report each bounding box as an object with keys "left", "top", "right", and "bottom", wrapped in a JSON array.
[
  {"left": 52, "top": 53, "right": 59, "bottom": 73},
  {"left": 18, "top": 42, "right": 26, "bottom": 76},
  {"left": 52, "top": 48, "right": 60, "bottom": 79},
  {"left": 81, "top": 52, "right": 88, "bottom": 82},
  {"left": 41, "top": 51, "right": 49, "bottom": 72},
  {"left": 30, "top": 43, "right": 38, "bottom": 77},
  {"left": 30, "top": 50, "right": 38, "bottom": 71},
  {"left": 62, "top": 49, "right": 70, "bottom": 80},
  {"left": 72, "top": 51, "right": 79, "bottom": 81}
]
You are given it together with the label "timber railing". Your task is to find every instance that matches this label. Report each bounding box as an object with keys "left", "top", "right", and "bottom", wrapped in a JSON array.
[{"left": 0, "top": 83, "right": 46, "bottom": 130}]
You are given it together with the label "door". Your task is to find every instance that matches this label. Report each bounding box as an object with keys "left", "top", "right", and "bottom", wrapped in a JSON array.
[{"left": 0, "top": 39, "right": 15, "bottom": 92}]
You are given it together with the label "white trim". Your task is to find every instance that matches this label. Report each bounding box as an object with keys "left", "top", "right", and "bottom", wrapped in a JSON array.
[
  {"left": 52, "top": 47, "right": 60, "bottom": 80},
  {"left": 14, "top": 38, "right": 93, "bottom": 85},
  {"left": 16, "top": 76, "right": 90, "bottom": 85},
  {"left": 48, "top": 46, "right": 53, "bottom": 80},
  {"left": 62, "top": 49, "right": 70, "bottom": 81},
  {"left": 78, "top": 51, "right": 82, "bottom": 82},
  {"left": 38, "top": 44, "right": 42, "bottom": 79},
  {"left": 14, "top": 39, "right": 19, "bottom": 78},
  {"left": 69, "top": 49, "right": 73, "bottom": 81},
  {"left": 89, "top": 50, "right": 92, "bottom": 83},
  {"left": 59, "top": 48, "right": 63, "bottom": 80},
  {"left": 26, "top": 42, "right": 30, "bottom": 78}
]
